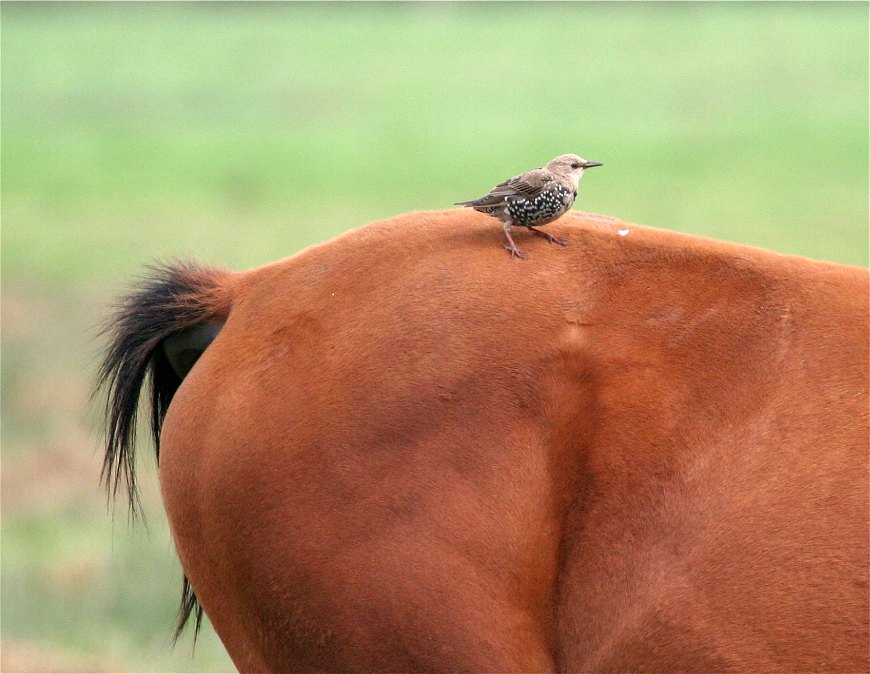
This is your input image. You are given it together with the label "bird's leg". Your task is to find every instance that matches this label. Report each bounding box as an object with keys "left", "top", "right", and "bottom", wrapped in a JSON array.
[
  {"left": 502, "top": 223, "right": 528, "bottom": 260},
  {"left": 527, "top": 226, "right": 568, "bottom": 247}
]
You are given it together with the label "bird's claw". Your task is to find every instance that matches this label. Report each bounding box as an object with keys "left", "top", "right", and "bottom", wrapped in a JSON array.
[
  {"left": 503, "top": 244, "right": 529, "bottom": 260},
  {"left": 529, "top": 229, "right": 568, "bottom": 247}
]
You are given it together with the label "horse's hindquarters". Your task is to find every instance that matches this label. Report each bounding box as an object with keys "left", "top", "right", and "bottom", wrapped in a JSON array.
[{"left": 158, "top": 320, "right": 567, "bottom": 672}]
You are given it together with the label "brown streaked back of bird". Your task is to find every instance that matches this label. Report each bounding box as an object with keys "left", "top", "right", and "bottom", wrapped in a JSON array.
[{"left": 455, "top": 167, "right": 554, "bottom": 210}]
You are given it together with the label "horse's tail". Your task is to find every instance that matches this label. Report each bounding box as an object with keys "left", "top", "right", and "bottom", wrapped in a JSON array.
[{"left": 95, "top": 259, "right": 233, "bottom": 640}]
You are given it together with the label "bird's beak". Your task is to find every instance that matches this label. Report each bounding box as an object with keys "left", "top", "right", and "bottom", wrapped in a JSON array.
[{"left": 583, "top": 161, "right": 604, "bottom": 169}]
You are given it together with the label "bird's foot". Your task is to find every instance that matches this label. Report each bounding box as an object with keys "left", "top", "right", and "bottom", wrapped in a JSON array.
[
  {"left": 529, "top": 228, "right": 568, "bottom": 247},
  {"left": 503, "top": 244, "right": 528, "bottom": 260},
  {"left": 503, "top": 226, "right": 529, "bottom": 260}
]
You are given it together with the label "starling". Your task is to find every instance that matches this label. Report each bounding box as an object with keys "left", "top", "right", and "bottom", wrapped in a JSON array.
[{"left": 456, "top": 154, "right": 603, "bottom": 259}]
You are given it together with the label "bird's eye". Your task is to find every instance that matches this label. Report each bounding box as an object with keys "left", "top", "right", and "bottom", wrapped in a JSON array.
[{"left": 571, "top": 163, "right": 580, "bottom": 169}]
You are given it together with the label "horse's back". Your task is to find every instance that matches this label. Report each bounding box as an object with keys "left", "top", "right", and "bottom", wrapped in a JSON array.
[{"left": 155, "top": 211, "right": 868, "bottom": 671}]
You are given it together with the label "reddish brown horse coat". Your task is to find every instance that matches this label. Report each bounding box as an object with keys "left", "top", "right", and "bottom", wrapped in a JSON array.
[{"left": 101, "top": 210, "right": 869, "bottom": 672}]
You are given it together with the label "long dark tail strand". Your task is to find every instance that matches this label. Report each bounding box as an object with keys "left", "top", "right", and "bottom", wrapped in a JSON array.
[{"left": 94, "top": 260, "right": 230, "bottom": 641}]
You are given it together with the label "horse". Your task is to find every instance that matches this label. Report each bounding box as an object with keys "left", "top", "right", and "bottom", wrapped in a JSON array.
[{"left": 98, "top": 209, "right": 869, "bottom": 672}]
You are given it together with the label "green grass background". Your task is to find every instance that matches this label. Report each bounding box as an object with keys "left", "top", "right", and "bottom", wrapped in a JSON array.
[{"left": 2, "top": 3, "right": 867, "bottom": 671}]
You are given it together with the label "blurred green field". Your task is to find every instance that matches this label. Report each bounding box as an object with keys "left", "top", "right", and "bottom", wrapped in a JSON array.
[{"left": 2, "top": 3, "right": 867, "bottom": 672}]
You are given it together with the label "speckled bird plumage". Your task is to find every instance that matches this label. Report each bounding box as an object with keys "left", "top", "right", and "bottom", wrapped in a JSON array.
[{"left": 456, "top": 154, "right": 603, "bottom": 259}]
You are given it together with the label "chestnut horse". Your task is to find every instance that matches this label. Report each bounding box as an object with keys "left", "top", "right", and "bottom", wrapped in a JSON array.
[{"left": 99, "top": 210, "right": 868, "bottom": 672}]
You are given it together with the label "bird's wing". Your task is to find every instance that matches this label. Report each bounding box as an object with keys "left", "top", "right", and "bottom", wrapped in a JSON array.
[
  {"left": 489, "top": 169, "right": 554, "bottom": 200},
  {"left": 456, "top": 168, "right": 553, "bottom": 207}
]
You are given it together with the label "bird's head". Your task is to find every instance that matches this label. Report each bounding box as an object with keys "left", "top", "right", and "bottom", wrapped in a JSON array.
[{"left": 547, "top": 154, "right": 604, "bottom": 186}]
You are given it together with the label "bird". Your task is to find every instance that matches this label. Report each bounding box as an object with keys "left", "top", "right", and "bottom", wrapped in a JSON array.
[{"left": 455, "top": 154, "right": 604, "bottom": 259}]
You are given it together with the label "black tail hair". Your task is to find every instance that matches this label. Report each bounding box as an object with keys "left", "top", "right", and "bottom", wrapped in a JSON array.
[{"left": 95, "top": 259, "right": 231, "bottom": 642}]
